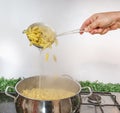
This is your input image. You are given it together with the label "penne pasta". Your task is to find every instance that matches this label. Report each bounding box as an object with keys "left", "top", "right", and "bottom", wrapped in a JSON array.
[
  {"left": 24, "top": 24, "right": 56, "bottom": 49},
  {"left": 22, "top": 88, "right": 75, "bottom": 100}
]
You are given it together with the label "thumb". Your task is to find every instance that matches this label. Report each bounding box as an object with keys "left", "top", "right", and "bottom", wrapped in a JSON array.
[{"left": 88, "top": 21, "right": 99, "bottom": 30}]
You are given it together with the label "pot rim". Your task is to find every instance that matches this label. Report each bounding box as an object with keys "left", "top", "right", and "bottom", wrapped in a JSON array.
[{"left": 14, "top": 75, "right": 81, "bottom": 101}]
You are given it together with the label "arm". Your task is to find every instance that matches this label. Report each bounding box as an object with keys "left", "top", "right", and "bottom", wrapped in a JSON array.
[{"left": 80, "top": 11, "right": 120, "bottom": 35}]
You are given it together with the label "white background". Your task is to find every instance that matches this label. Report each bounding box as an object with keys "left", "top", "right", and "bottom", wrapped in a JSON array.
[{"left": 0, "top": 0, "right": 120, "bottom": 83}]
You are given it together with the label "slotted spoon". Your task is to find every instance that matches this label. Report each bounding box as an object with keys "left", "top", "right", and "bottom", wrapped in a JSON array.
[{"left": 23, "top": 22, "right": 85, "bottom": 49}]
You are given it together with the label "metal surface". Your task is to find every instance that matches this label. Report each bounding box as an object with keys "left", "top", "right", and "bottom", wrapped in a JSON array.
[
  {"left": 15, "top": 94, "right": 81, "bottom": 113},
  {"left": 5, "top": 75, "right": 82, "bottom": 113},
  {"left": 15, "top": 75, "right": 81, "bottom": 96},
  {"left": 0, "top": 92, "right": 120, "bottom": 113},
  {"left": 24, "top": 22, "right": 56, "bottom": 49},
  {"left": 80, "top": 92, "right": 120, "bottom": 113},
  {"left": 1, "top": 92, "right": 120, "bottom": 113},
  {"left": 24, "top": 22, "right": 84, "bottom": 49}
]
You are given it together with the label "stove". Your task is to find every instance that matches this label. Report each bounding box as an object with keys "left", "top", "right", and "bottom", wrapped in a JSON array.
[
  {"left": 0, "top": 92, "right": 120, "bottom": 113},
  {"left": 80, "top": 92, "right": 120, "bottom": 113}
]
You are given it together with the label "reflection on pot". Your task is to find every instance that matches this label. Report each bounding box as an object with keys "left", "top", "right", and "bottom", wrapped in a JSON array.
[
  {"left": 5, "top": 75, "right": 92, "bottom": 113},
  {"left": 15, "top": 94, "right": 81, "bottom": 113}
]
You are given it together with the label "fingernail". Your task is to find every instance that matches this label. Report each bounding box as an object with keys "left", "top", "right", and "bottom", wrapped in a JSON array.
[{"left": 84, "top": 27, "right": 89, "bottom": 32}]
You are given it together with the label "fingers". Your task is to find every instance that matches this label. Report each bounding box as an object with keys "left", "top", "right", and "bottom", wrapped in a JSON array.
[
  {"left": 80, "top": 11, "right": 120, "bottom": 35},
  {"left": 80, "top": 20, "right": 91, "bottom": 34},
  {"left": 80, "top": 21, "right": 102, "bottom": 35},
  {"left": 109, "top": 23, "right": 119, "bottom": 30},
  {"left": 80, "top": 14, "right": 98, "bottom": 34},
  {"left": 80, "top": 18, "right": 112, "bottom": 35},
  {"left": 100, "top": 28, "right": 109, "bottom": 35},
  {"left": 88, "top": 28, "right": 110, "bottom": 35}
]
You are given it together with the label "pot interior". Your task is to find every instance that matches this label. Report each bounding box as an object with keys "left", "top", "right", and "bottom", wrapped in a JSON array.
[{"left": 16, "top": 75, "right": 81, "bottom": 95}]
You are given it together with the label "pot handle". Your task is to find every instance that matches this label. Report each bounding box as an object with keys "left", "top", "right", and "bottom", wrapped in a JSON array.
[
  {"left": 5, "top": 86, "right": 17, "bottom": 100},
  {"left": 61, "top": 74, "right": 73, "bottom": 79},
  {"left": 81, "top": 86, "right": 92, "bottom": 97}
]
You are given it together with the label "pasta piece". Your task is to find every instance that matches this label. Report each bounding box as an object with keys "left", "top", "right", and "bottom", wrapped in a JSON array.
[
  {"left": 45, "top": 53, "right": 49, "bottom": 61},
  {"left": 53, "top": 55, "right": 57, "bottom": 62},
  {"left": 22, "top": 88, "right": 75, "bottom": 100}
]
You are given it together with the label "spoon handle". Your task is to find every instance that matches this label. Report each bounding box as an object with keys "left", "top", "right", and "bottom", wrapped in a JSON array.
[{"left": 57, "top": 29, "right": 85, "bottom": 37}]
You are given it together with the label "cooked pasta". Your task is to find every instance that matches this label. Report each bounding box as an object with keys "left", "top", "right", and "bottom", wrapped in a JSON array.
[
  {"left": 45, "top": 53, "right": 49, "bottom": 61},
  {"left": 53, "top": 54, "right": 57, "bottom": 62},
  {"left": 23, "top": 23, "right": 58, "bottom": 62},
  {"left": 22, "top": 88, "right": 75, "bottom": 100},
  {"left": 23, "top": 24, "right": 57, "bottom": 49}
]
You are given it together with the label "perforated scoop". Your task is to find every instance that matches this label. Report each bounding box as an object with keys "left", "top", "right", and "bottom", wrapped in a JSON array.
[
  {"left": 23, "top": 22, "right": 84, "bottom": 49},
  {"left": 23, "top": 23, "right": 56, "bottom": 49}
]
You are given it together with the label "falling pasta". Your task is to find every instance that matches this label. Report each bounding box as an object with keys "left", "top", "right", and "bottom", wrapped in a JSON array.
[{"left": 23, "top": 23, "right": 58, "bottom": 62}]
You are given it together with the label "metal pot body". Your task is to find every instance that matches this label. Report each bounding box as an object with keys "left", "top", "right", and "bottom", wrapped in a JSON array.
[
  {"left": 15, "top": 75, "right": 81, "bottom": 113},
  {"left": 5, "top": 75, "right": 91, "bottom": 113},
  {"left": 15, "top": 93, "right": 81, "bottom": 113}
]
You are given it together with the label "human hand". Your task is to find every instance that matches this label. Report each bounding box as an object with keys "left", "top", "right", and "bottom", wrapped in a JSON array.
[{"left": 80, "top": 11, "right": 120, "bottom": 35}]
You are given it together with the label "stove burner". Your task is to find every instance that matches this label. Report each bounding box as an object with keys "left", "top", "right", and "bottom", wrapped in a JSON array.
[{"left": 88, "top": 93, "right": 101, "bottom": 104}]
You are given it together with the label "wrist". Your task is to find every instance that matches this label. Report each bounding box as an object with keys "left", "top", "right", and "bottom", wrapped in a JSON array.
[
  {"left": 113, "top": 11, "right": 120, "bottom": 22},
  {"left": 115, "top": 12, "right": 120, "bottom": 28},
  {"left": 110, "top": 11, "right": 120, "bottom": 28}
]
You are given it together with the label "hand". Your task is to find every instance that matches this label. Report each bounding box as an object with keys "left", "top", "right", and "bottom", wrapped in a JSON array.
[{"left": 80, "top": 11, "right": 120, "bottom": 35}]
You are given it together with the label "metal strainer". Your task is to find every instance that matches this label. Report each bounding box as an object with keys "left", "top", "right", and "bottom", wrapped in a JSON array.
[{"left": 23, "top": 22, "right": 84, "bottom": 49}]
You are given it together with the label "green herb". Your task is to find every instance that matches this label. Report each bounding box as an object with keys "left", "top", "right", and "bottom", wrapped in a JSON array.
[
  {"left": 80, "top": 80, "right": 120, "bottom": 92},
  {"left": 0, "top": 77, "right": 21, "bottom": 92},
  {"left": 0, "top": 77, "right": 120, "bottom": 92}
]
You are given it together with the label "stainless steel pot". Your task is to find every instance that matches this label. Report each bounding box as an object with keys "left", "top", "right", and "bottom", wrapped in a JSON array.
[{"left": 5, "top": 75, "right": 92, "bottom": 113}]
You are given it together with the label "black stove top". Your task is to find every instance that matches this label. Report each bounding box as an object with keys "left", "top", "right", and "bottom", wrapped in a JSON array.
[
  {"left": 0, "top": 92, "right": 120, "bottom": 113},
  {"left": 0, "top": 92, "right": 16, "bottom": 113}
]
